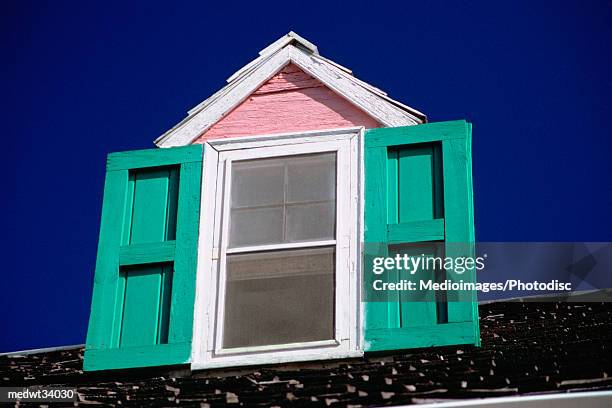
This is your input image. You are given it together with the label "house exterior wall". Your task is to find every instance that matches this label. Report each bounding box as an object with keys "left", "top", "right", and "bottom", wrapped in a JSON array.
[{"left": 193, "top": 64, "right": 381, "bottom": 142}]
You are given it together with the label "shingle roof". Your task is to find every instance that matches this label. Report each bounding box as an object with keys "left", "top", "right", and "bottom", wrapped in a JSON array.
[{"left": 2, "top": 302, "right": 611, "bottom": 407}]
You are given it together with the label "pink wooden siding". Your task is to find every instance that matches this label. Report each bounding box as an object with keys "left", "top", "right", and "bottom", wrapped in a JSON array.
[{"left": 194, "top": 64, "right": 381, "bottom": 142}]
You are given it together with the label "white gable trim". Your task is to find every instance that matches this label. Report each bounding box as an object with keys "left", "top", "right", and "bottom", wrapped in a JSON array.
[
  {"left": 258, "top": 31, "right": 318, "bottom": 57},
  {"left": 224, "top": 32, "right": 319, "bottom": 85},
  {"left": 155, "top": 38, "right": 426, "bottom": 147},
  {"left": 288, "top": 47, "right": 423, "bottom": 128},
  {"left": 157, "top": 48, "right": 292, "bottom": 147}
]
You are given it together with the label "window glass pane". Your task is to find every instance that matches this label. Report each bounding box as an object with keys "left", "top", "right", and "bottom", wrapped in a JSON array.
[
  {"left": 229, "top": 153, "right": 337, "bottom": 248},
  {"left": 223, "top": 247, "right": 335, "bottom": 349},
  {"left": 229, "top": 207, "right": 283, "bottom": 247},
  {"left": 286, "top": 153, "right": 336, "bottom": 203},
  {"left": 231, "top": 159, "right": 284, "bottom": 208},
  {"left": 286, "top": 201, "right": 335, "bottom": 242}
]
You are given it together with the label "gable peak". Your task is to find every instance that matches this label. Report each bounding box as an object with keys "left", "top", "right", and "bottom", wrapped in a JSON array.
[
  {"left": 258, "top": 31, "right": 319, "bottom": 56},
  {"left": 155, "top": 33, "right": 427, "bottom": 147}
]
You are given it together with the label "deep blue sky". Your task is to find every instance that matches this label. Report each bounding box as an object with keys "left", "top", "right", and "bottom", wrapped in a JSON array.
[{"left": 1, "top": 1, "right": 611, "bottom": 352}]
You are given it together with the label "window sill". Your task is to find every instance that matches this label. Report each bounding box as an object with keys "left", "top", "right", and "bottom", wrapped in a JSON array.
[{"left": 191, "top": 349, "right": 364, "bottom": 371}]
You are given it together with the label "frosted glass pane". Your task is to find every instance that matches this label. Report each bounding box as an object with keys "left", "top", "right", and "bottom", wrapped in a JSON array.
[
  {"left": 286, "top": 201, "right": 335, "bottom": 242},
  {"left": 231, "top": 159, "right": 284, "bottom": 208},
  {"left": 229, "top": 152, "right": 338, "bottom": 247},
  {"left": 229, "top": 207, "right": 283, "bottom": 247},
  {"left": 223, "top": 247, "right": 335, "bottom": 348},
  {"left": 286, "top": 153, "right": 336, "bottom": 203}
]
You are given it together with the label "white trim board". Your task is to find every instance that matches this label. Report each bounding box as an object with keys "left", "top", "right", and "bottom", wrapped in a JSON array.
[
  {"left": 191, "top": 127, "right": 364, "bottom": 370},
  {"left": 155, "top": 32, "right": 426, "bottom": 148}
]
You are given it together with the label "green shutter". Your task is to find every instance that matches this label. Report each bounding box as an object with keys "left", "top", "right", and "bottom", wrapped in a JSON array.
[
  {"left": 364, "top": 120, "right": 479, "bottom": 351},
  {"left": 84, "top": 144, "right": 203, "bottom": 371}
]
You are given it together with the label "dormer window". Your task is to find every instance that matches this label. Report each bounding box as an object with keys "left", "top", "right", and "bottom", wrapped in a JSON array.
[
  {"left": 83, "top": 33, "right": 478, "bottom": 372},
  {"left": 192, "top": 130, "right": 363, "bottom": 368}
]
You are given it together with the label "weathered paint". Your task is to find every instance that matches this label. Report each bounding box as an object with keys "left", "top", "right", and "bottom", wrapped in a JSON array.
[
  {"left": 84, "top": 144, "right": 203, "bottom": 371},
  {"left": 363, "top": 120, "right": 479, "bottom": 351},
  {"left": 194, "top": 64, "right": 381, "bottom": 142}
]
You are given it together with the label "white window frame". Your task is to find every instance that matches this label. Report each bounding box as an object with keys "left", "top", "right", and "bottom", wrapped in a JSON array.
[{"left": 192, "top": 127, "right": 364, "bottom": 370}]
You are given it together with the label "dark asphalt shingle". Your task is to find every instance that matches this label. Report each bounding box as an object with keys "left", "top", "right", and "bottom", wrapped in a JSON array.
[{"left": 1, "top": 302, "right": 611, "bottom": 407}]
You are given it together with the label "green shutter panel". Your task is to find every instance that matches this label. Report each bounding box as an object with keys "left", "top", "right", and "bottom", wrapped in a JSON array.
[
  {"left": 364, "top": 120, "right": 479, "bottom": 351},
  {"left": 84, "top": 144, "right": 203, "bottom": 371}
]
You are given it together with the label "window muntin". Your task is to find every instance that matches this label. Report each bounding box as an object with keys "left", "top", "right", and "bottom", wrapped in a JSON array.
[{"left": 229, "top": 153, "right": 336, "bottom": 248}]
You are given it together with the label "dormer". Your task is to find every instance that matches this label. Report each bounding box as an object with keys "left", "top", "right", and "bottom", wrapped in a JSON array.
[{"left": 84, "top": 33, "right": 477, "bottom": 372}]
